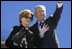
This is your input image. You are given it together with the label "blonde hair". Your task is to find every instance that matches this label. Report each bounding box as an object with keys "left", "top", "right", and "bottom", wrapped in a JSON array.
[
  {"left": 19, "top": 9, "right": 33, "bottom": 24},
  {"left": 34, "top": 5, "right": 46, "bottom": 13}
]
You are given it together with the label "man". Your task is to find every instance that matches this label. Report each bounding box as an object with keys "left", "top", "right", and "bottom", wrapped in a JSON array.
[{"left": 30, "top": 1, "right": 63, "bottom": 48}]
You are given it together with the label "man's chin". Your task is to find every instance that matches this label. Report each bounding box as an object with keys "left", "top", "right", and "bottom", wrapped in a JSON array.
[
  {"left": 39, "top": 18, "right": 45, "bottom": 21},
  {"left": 41, "top": 16, "right": 45, "bottom": 18},
  {"left": 41, "top": 17, "right": 45, "bottom": 20}
]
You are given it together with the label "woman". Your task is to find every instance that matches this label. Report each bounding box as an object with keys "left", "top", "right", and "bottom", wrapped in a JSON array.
[{"left": 5, "top": 9, "right": 34, "bottom": 48}]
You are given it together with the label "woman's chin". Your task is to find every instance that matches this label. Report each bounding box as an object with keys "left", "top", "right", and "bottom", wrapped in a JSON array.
[{"left": 26, "top": 22, "right": 30, "bottom": 25}]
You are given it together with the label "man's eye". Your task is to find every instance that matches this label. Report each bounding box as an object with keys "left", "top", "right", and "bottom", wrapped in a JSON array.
[{"left": 42, "top": 10, "right": 44, "bottom": 12}]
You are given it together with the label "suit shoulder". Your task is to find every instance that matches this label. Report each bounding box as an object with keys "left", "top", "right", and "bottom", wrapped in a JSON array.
[
  {"left": 29, "top": 22, "right": 37, "bottom": 31},
  {"left": 13, "top": 26, "right": 19, "bottom": 29},
  {"left": 46, "top": 15, "right": 53, "bottom": 21},
  {"left": 10, "top": 26, "right": 20, "bottom": 34},
  {"left": 30, "top": 22, "right": 37, "bottom": 28}
]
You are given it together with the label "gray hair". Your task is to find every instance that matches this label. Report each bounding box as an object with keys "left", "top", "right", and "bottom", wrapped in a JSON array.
[{"left": 34, "top": 5, "right": 46, "bottom": 13}]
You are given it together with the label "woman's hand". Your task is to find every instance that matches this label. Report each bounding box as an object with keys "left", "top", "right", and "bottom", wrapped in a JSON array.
[{"left": 39, "top": 24, "right": 49, "bottom": 35}]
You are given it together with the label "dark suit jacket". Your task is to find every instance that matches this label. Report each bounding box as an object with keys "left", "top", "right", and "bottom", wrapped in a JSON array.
[{"left": 30, "top": 5, "right": 63, "bottom": 48}]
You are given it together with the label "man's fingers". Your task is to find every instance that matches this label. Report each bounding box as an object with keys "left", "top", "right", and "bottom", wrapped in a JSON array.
[
  {"left": 43, "top": 24, "right": 45, "bottom": 27},
  {"left": 44, "top": 25, "right": 49, "bottom": 29},
  {"left": 45, "top": 26, "right": 49, "bottom": 31},
  {"left": 43, "top": 24, "right": 48, "bottom": 28},
  {"left": 47, "top": 26, "right": 49, "bottom": 29},
  {"left": 43, "top": 23, "right": 47, "bottom": 27}
]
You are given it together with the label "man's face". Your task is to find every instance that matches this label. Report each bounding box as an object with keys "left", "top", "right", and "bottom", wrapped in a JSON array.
[{"left": 35, "top": 7, "right": 46, "bottom": 21}]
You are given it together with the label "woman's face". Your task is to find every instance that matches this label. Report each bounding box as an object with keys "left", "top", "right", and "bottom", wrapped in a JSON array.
[{"left": 21, "top": 14, "right": 32, "bottom": 25}]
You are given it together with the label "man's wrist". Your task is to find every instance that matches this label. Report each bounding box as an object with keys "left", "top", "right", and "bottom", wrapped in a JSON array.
[
  {"left": 39, "top": 33, "right": 44, "bottom": 38},
  {"left": 57, "top": 2, "right": 63, "bottom": 8},
  {"left": 40, "top": 32, "right": 44, "bottom": 35}
]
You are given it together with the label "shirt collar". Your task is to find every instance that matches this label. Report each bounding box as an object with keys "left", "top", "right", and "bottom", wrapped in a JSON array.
[
  {"left": 38, "top": 21, "right": 44, "bottom": 24},
  {"left": 38, "top": 18, "right": 46, "bottom": 24}
]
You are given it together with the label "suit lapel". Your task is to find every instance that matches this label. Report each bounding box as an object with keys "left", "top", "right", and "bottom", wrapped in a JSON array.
[{"left": 34, "top": 21, "right": 40, "bottom": 36}]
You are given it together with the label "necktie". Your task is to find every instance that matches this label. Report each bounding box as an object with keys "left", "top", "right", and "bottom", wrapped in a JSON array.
[{"left": 40, "top": 22, "right": 43, "bottom": 26}]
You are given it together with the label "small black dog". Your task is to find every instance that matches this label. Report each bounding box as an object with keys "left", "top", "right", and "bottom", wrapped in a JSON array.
[
  {"left": 12, "top": 27, "right": 33, "bottom": 48},
  {"left": 12, "top": 28, "right": 28, "bottom": 48}
]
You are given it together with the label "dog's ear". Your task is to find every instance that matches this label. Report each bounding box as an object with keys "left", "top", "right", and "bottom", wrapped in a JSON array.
[{"left": 21, "top": 37, "right": 28, "bottom": 48}]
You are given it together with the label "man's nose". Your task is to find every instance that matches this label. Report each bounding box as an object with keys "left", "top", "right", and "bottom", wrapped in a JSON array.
[{"left": 40, "top": 11, "right": 44, "bottom": 14}]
